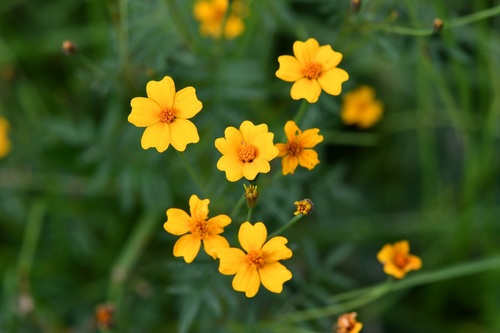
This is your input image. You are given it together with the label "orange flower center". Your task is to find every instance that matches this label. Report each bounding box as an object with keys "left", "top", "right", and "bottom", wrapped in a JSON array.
[
  {"left": 246, "top": 250, "right": 264, "bottom": 268},
  {"left": 393, "top": 252, "right": 409, "bottom": 269},
  {"left": 159, "top": 108, "right": 175, "bottom": 123},
  {"left": 286, "top": 140, "right": 303, "bottom": 156},
  {"left": 239, "top": 142, "right": 257, "bottom": 163},
  {"left": 190, "top": 220, "right": 211, "bottom": 240},
  {"left": 303, "top": 63, "right": 322, "bottom": 80}
]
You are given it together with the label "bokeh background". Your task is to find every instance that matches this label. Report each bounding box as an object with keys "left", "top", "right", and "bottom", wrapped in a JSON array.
[{"left": 1, "top": 0, "right": 500, "bottom": 332}]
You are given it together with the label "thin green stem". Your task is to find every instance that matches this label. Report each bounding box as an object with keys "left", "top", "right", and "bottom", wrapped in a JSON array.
[
  {"left": 246, "top": 207, "right": 253, "bottom": 223},
  {"left": 178, "top": 151, "right": 206, "bottom": 197},
  {"left": 292, "top": 100, "right": 309, "bottom": 125},
  {"left": 230, "top": 194, "right": 246, "bottom": 219},
  {"left": 269, "top": 214, "right": 304, "bottom": 238}
]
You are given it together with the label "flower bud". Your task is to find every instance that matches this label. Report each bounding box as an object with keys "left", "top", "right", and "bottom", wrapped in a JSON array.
[
  {"left": 62, "top": 40, "right": 78, "bottom": 55},
  {"left": 244, "top": 184, "right": 258, "bottom": 208},
  {"left": 293, "top": 198, "right": 314, "bottom": 216}
]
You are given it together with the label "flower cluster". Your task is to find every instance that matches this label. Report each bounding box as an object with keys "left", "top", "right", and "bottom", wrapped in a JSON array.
[{"left": 193, "top": 0, "right": 247, "bottom": 39}]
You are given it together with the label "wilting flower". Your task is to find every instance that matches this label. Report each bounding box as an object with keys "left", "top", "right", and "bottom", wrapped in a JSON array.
[
  {"left": 215, "top": 120, "right": 279, "bottom": 182},
  {"left": 193, "top": 0, "right": 246, "bottom": 39},
  {"left": 218, "top": 222, "right": 293, "bottom": 298},
  {"left": 275, "top": 120, "right": 323, "bottom": 175},
  {"left": 336, "top": 312, "right": 363, "bottom": 333},
  {"left": 275, "top": 38, "right": 349, "bottom": 103},
  {"left": 164, "top": 194, "right": 231, "bottom": 263},
  {"left": 377, "top": 240, "right": 422, "bottom": 279},
  {"left": 128, "top": 76, "right": 202, "bottom": 153},
  {"left": 341, "top": 86, "right": 383, "bottom": 129},
  {"left": 0, "top": 117, "right": 11, "bottom": 158},
  {"left": 294, "top": 198, "right": 314, "bottom": 216}
]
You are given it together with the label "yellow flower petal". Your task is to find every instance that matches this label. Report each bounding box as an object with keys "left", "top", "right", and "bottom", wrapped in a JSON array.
[
  {"left": 298, "top": 149, "right": 320, "bottom": 170},
  {"left": 383, "top": 262, "right": 405, "bottom": 279},
  {"left": 173, "top": 234, "right": 201, "bottom": 263},
  {"left": 407, "top": 255, "right": 423, "bottom": 270},
  {"left": 242, "top": 158, "right": 270, "bottom": 180},
  {"left": 393, "top": 240, "right": 410, "bottom": 254},
  {"left": 282, "top": 155, "right": 299, "bottom": 175},
  {"left": 352, "top": 323, "right": 363, "bottom": 333},
  {"left": 224, "top": 15, "right": 244, "bottom": 39},
  {"left": 240, "top": 120, "right": 265, "bottom": 143},
  {"left": 233, "top": 264, "right": 260, "bottom": 298},
  {"left": 215, "top": 126, "right": 243, "bottom": 155},
  {"left": 262, "top": 236, "right": 293, "bottom": 262},
  {"left": 203, "top": 234, "right": 229, "bottom": 259},
  {"left": 284, "top": 120, "right": 300, "bottom": 142},
  {"left": 173, "top": 87, "right": 203, "bottom": 119},
  {"left": 146, "top": 76, "right": 175, "bottom": 109},
  {"left": 218, "top": 247, "right": 247, "bottom": 275},
  {"left": 314, "top": 45, "right": 342, "bottom": 71},
  {"left": 164, "top": 208, "right": 191, "bottom": 235},
  {"left": 140, "top": 122, "right": 171, "bottom": 152},
  {"left": 216, "top": 154, "right": 244, "bottom": 182},
  {"left": 239, "top": 222, "right": 267, "bottom": 253},
  {"left": 276, "top": 55, "right": 304, "bottom": 82},
  {"left": 317, "top": 67, "right": 349, "bottom": 96},
  {"left": 291, "top": 78, "right": 322, "bottom": 103},
  {"left": 376, "top": 244, "right": 394, "bottom": 264},
  {"left": 293, "top": 38, "right": 320, "bottom": 66},
  {"left": 253, "top": 133, "right": 279, "bottom": 161},
  {"left": 188, "top": 194, "right": 209, "bottom": 222},
  {"left": 300, "top": 128, "right": 323, "bottom": 148},
  {"left": 169, "top": 119, "right": 199, "bottom": 152},
  {"left": 129, "top": 97, "right": 161, "bottom": 127},
  {"left": 276, "top": 143, "right": 288, "bottom": 157},
  {"left": 259, "top": 262, "right": 292, "bottom": 294},
  {"left": 209, "top": 214, "right": 232, "bottom": 228}
]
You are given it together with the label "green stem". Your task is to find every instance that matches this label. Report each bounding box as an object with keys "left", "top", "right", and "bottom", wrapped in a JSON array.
[
  {"left": 230, "top": 194, "right": 246, "bottom": 219},
  {"left": 178, "top": 151, "right": 206, "bottom": 197},
  {"left": 246, "top": 207, "right": 253, "bottom": 223},
  {"left": 269, "top": 214, "right": 304, "bottom": 238},
  {"left": 292, "top": 100, "right": 309, "bottom": 125}
]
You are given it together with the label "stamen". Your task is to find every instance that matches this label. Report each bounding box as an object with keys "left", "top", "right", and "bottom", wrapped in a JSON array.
[
  {"left": 286, "top": 141, "right": 303, "bottom": 156},
  {"left": 159, "top": 108, "right": 175, "bottom": 123},
  {"left": 246, "top": 250, "right": 264, "bottom": 268},
  {"left": 393, "top": 253, "right": 409, "bottom": 269},
  {"left": 239, "top": 142, "right": 257, "bottom": 163},
  {"left": 190, "top": 220, "right": 210, "bottom": 239},
  {"left": 303, "top": 63, "right": 322, "bottom": 80}
]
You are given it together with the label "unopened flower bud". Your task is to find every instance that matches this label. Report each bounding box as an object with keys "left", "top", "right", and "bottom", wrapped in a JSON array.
[
  {"left": 351, "top": 0, "right": 361, "bottom": 13},
  {"left": 95, "top": 303, "right": 115, "bottom": 330},
  {"left": 433, "top": 18, "right": 443, "bottom": 33},
  {"left": 62, "top": 40, "right": 78, "bottom": 55},
  {"left": 244, "top": 184, "right": 258, "bottom": 208},
  {"left": 293, "top": 198, "right": 314, "bottom": 216}
]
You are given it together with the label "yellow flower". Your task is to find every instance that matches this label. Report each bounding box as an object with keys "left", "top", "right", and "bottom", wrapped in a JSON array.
[
  {"left": 341, "top": 86, "right": 383, "bottom": 129},
  {"left": 193, "top": 0, "right": 246, "bottom": 39},
  {"left": 275, "top": 120, "right": 323, "bottom": 175},
  {"left": 275, "top": 38, "right": 349, "bottom": 103},
  {"left": 377, "top": 240, "right": 422, "bottom": 279},
  {"left": 336, "top": 312, "right": 363, "bottom": 333},
  {"left": 218, "top": 222, "right": 293, "bottom": 298},
  {"left": 0, "top": 117, "right": 11, "bottom": 158},
  {"left": 128, "top": 76, "right": 202, "bottom": 153},
  {"left": 215, "top": 120, "right": 279, "bottom": 182},
  {"left": 294, "top": 198, "right": 314, "bottom": 216},
  {"left": 164, "top": 194, "right": 231, "bottom": 263}
]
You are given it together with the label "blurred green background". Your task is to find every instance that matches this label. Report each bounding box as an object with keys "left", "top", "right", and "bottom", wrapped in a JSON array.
[{"left": 1, "top": 0, "right": 500, "bottom": 332}]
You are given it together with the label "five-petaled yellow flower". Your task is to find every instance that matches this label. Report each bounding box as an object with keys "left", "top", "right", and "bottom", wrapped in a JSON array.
[
  {"left": 215, "top": 120, "right": 279, "bottom": 182},
  {"left": 336, "top": 312, "right": 363, "bottom": 333},
  {"left": 218, "top": 222, "right": 293, "bottom": 298},
  {"left": 275, "top": 120, "right": 323, "bottom": 175},
  {"left": 341, "top": 86, "right": 383, "bottom": 129},
  {"left": 193, "top": 0, "right": 246, "bottom": 39},
  {"left": 276, "top": 38, "right": 349, "bottom": 103},
  {"left": 164, "top": 194, "right": 231, "bottom": 263},
  {"left": 377, "top": 240, "right": 422, "bottom": 279},
  {"left": 128, "top": 76, "right": 202, "bottom": 153},
  {"left": 0, "top": 117, "right": 11, "bottom": 158}
]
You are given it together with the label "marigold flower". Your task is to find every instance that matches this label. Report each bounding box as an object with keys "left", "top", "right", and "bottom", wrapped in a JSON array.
[
  {"left": 341, "top": 86, "right": 383, "bottom": 129},
  {"left": 377, "top": 240, "right": 422, "bottom": 279},
  {"left": 294, "top": 198, "right": 314, "bottom": 216},
  {"left": 164, "top": 194, "right": 231, "bottom": 263},
  {"left": 218, "top": 222, "right": 293, "bottom": 298},
  {"left": 215, "top": 120, "right": 279, "bottom": 182},
  {"left": 128, "top": 76, "right": 202, "bottom": 153},
  {"left": 275, "top": 121, "right": 323, "bottom": 175},
  {"left": 0, "top": 117, "right": 11, "bottom": 158},
  {"left": 336, "top": 312, "right": 363, "bottom": 333},
  {"left": 193, "top": 0, "right": 246, "bottom": 39},
  {"left": 275, "top": 38, "right": 349, "bottom": 103}
]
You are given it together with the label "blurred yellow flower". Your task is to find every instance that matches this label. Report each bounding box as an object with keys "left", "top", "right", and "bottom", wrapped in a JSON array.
[
  {"left": 164, "top": 194, "right": 231, "bottom": 263},
  {"left": 0, "top": 117, "right": 11, "bottom": 158},
  {"left": 377, "top": 240, "right": 422, "bottom": 279},
  {"left": 275, "top": 121, "right": 323, "bottom": 175},
  {"left": 218, "top": 222, "right": 293, "bottom": 298},
  {"left": 341, "top": 86, "right": 383, "bottom": 129},
  {"left": 128, "top": 76, "right": 202, "bottom": 153},
  {"left": 193, "top": 0, "right": 246, "bottom": 39},
  {"left": 336, "top": 312, "right": 363, "bottom": 333},
  {"left": 275, "top": 38, "right": 349, "bottom": 103},
  {"left": 215, "top": 120, "right": 279, "bottom": 182}
]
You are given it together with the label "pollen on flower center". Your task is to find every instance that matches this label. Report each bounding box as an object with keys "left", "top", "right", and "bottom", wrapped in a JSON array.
[
  {"left": 246, "top": 250, "right": 264, "bottom": 268},
  {"left": 303, "top": 63, "right": 322, "bottom": 80},
  {"left": 239, "top": 142, "right": 257, "bottom": 163},
  {"left": 393, "top": 253, "right": 408, "bottom": 269},
  {"left": 190, "top": 220, "right": 211, "bottom": 239},
  {"left": 286, "top": 141, "right": 303, "bottom": 156},
  {"left": 159, "top": 108, "right": 175, "bottom": 123}
]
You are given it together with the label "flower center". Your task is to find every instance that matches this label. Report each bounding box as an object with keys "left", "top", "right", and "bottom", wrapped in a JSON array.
[
  {"left": 303, "top": 63, "right": 322, "bottom": 80},
  {"left": 286, "top": 140, "right": 303, "bottom": 156},
  {"left": 393, "top": 253, "right": 409, "bottom": 269},
  {"left": 239, "top": 142, "right": 257, "bottom": 163},
  {"left": 246, "top": 250, "right": 264, "bottom": 268},
  {"left": 190, "top": 220, "right": 211, "bottom": 240},
  {"left": 159, "top": 108, "right": 175, "bottom": 123}
]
